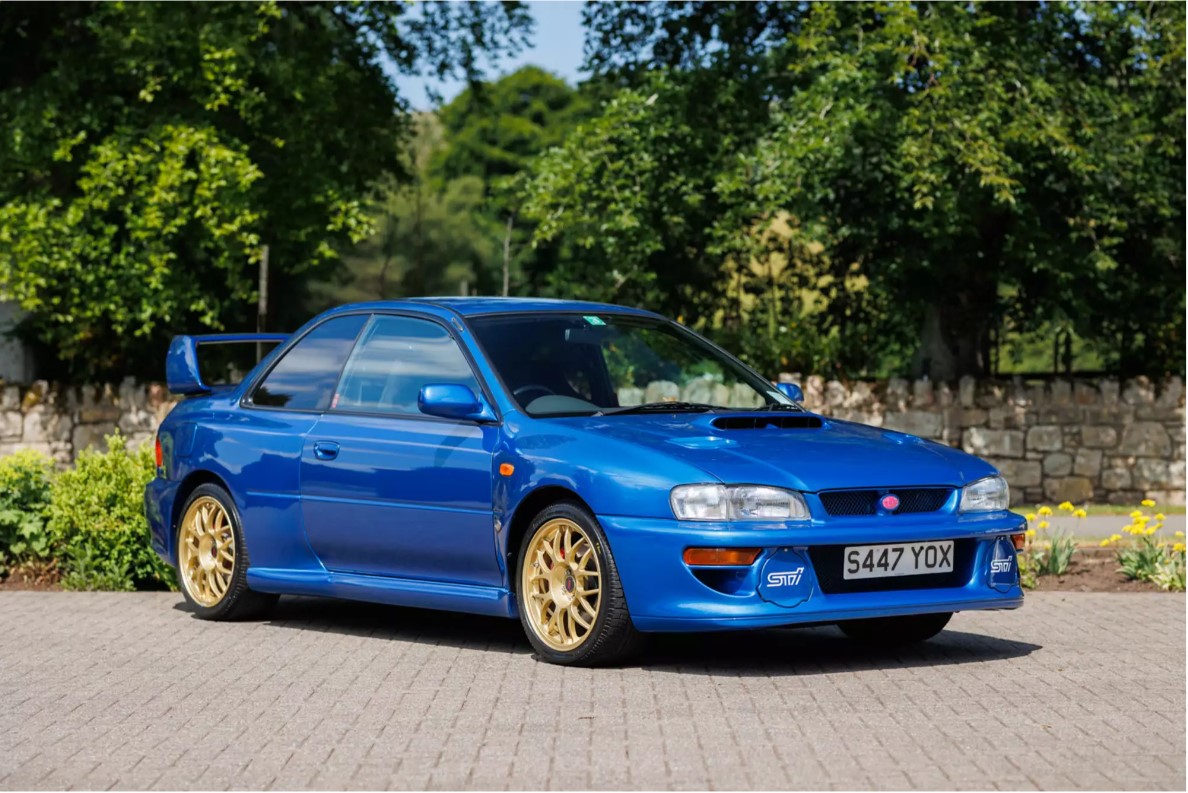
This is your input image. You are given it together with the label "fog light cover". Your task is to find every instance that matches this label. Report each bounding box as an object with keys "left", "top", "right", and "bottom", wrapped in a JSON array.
[{"left": 989, "top": 535, "right": 1018, "bottom": 591}]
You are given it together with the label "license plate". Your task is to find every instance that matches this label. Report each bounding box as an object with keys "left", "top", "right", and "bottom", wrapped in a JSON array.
[{"left": 843, "top": 540, "right": 954, "bottom": 580}]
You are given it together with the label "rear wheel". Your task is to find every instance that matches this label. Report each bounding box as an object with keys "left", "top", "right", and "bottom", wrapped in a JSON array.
[
  {"left": 516, "top": 502, "right": 641, "bottom": 666},
  {"left": 177, "top": 483, "right": 277, "bottom": 620},
  {"left": 838, "top": 612, "right": 952, "bottom": 645}
]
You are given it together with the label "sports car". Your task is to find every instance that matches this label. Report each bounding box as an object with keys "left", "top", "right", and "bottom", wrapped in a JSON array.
[{"left": 145, "top": 298, "right": 1024, "bottom": 666}]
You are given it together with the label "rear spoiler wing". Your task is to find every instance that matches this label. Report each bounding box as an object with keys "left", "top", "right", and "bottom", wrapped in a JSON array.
[{"left": 166, "top": 333, "right": 289, "bottom": 396}]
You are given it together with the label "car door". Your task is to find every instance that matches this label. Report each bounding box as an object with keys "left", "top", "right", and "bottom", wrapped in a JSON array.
[{"left": 300, "top": 313, "right": 501, "bottom": 586}]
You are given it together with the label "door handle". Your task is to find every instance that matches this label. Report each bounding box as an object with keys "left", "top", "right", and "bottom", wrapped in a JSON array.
[{"left": 312, "top": 441, "right": 340, "bottom": 461}]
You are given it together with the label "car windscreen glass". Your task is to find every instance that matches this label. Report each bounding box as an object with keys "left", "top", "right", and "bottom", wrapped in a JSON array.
[{"left": 467, "top": 313, "right": 791, "bottom": 416}]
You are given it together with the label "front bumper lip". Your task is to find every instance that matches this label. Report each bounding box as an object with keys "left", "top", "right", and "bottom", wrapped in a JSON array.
[{"left": 599, "top": 512, "right": 1025, "bottom": 633}]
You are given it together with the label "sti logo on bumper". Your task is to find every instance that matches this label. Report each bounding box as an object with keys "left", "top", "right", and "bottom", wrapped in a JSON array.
[
  {"left": 758, "top": 550, "right": 815, "bottom": 608},
  {"left": 989, "top": 535, "right": 1019, "bottom": 591},
  {"left": 766, "top": 567, "right": 805, "bottom": 587}
]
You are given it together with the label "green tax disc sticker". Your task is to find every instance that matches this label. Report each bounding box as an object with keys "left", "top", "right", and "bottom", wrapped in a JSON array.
[{"left": 583, "top": 315, "right": 607, "bottom": 326}]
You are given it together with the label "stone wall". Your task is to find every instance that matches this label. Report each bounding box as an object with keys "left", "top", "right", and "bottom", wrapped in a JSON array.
[
  {"left": 0, "top": 375, "right": 1184, "bottom": 506},
  {"left": 0, "top": 379, "right": 175, "bottom": 464},
  {"left": 779, "top": 374, "right": 1186, "bottom": 506}
]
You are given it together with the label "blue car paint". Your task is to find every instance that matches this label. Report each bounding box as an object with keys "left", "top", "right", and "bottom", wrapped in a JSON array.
[{"left": 145, "top": 297, "right": 1023, "bottom": 632}]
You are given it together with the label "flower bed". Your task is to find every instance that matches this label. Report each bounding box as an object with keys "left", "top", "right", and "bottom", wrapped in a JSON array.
[{"left": 1020, "top": 500, "right": 1185, "bottom": 592}]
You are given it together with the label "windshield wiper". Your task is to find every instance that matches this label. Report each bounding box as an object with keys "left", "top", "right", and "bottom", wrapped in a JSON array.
[{"left": 594, "top": 401, "right": 720, "bottom": 416}]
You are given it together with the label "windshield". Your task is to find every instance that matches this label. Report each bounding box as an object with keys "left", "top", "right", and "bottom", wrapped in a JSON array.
[{"left": 467, "top": 313, "right": 794, "bottom": 416}]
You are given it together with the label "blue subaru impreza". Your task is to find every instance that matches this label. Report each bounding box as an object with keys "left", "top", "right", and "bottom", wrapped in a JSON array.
[{"left": 145, "top": 298, "right": 1024, "bottom": 666}]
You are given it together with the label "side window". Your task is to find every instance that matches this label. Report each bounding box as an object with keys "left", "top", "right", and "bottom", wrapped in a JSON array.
[
  {"left": 333, "top": 315, "right": 481, "bottom": 415},
  {"left": 250, "top": 315, "right": 368, "bottom": 410}
]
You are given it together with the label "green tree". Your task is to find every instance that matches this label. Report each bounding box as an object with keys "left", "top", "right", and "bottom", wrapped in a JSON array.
[
  {"left": 329, "top": 65, "right": 590, "bottom": 303},
  {"left": 523, "top": 1, "right": 1184, "bottom": 378},
  {"left": 432, "top": 66, "right": 589, "bottom": 296},
  {"left": 310, "top": 115, "right": 500, "bottom": 305},
  {"left": 0, "top": 1, "right": 530, "bottom": 380}
]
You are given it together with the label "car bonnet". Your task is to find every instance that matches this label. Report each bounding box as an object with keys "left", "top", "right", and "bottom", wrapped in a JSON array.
[{"left": 558, "top": 412, "right": 993, "bottom": 492}]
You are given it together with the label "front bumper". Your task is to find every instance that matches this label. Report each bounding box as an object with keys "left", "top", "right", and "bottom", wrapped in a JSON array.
[{"left": 600, "top": 511, "right": 1025, "bottom": 632}]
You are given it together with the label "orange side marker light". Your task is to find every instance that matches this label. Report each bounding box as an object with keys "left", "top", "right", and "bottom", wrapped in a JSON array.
[
  {"left": 682, "top": 548, "right": 762, "bottom": 566},
  {"left": 1010, "top": 533, "right": 1026, "bottom": 551},
  {"left": 499, "top": 463, "right": 515, "bottom": 477}
]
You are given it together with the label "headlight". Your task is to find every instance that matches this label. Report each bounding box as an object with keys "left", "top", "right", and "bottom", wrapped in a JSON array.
[
  {"left": 959, "top": 475, "right": 1009, "bottom": 512},
  {"left": 670, "top": 484, "right": 810, "bottom": 522}
]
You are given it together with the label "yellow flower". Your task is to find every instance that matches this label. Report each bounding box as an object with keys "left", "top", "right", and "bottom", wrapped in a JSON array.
[
  {"left": 1099, "top": 539, "right": 1110, "bottom": 547},
  {"left": 1058, "top": 501, "right": 1074, "bottom": 512},
  {"left": 1175, "top": 531, "right": 1185, "bottom": 539},
  {"left": 1145, "top": 526, "right": 1157, "bottom": 536},
  {"left": 1038, "top": 520, "right": 1050, "bottom": 530},
  {"left": 1025, "top": 528, "right": 1037, "bottom": 537},
  {"left": 1141, "top": 499, "right": 1156, "bottom": 507},
  {"left": 1175, "top": 543, "right": 1187, "bottom": 554},
  {"left": 1073, "top": 508, "right": 1087, "bottom": 519},
  {"left": 1129, "top": 510, "right": 1143, "bottom": 519},
  {"left": 1025, "top": 513, "right": 1037, "bottom": 522},
  {"left": 1110, "top": 533, "right": 1122, "bottom": 542},
  {"left": 1038, "top": 506, "right": 1053, "bottom": 517},
  {"left": 1155, "top": 513, "right": 1166, "bottom": 521}
]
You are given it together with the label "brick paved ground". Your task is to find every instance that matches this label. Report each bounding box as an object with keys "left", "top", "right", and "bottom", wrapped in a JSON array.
[{"left": 0, "top": 592, "right": 1182, "bottom": 790}]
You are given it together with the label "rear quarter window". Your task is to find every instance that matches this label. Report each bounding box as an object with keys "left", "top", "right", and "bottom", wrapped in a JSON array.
[{"left": 249, "top": 315, "right": 368, "bottom": 410}]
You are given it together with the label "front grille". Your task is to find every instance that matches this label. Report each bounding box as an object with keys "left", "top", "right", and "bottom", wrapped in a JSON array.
[
  {"left": 818, "top": 488, "right": 952, "bottom": 516},
  {"left": 809, "top": 539, "right": 975, "bottom": 594}
]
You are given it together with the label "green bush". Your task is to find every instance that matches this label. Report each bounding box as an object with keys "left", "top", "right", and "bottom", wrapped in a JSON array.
[
  {"left": 0, "top": 449, "right": 56, "bottom": 576},
  {"left": 48, "top": 433, "right": 176, "bottom": 591}
]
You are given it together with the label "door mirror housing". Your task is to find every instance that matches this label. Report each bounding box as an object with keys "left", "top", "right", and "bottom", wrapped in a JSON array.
[
  {"left": 418, "top": 384, "right": 493, "bottom": 421},
  {"left": 777, "top": 382, "right": 804, "bottom": 403}
]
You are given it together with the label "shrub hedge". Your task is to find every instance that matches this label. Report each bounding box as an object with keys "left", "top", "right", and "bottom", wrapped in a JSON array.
[
  {"left": 0, "top": 450, "right": 55, "bottom": 576},
  {"left": 0, "top": 433, "right": 175, "bottom": 591}
]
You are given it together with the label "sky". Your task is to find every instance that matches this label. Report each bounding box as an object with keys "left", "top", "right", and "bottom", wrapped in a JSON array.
[{"left": 393, "top": 1, "right": 588, "bottom": 110}]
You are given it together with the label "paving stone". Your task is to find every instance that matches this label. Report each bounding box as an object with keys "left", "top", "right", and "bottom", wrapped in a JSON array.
[{"left": 0, "top": 591, "right": 1182, "bottom": 791}]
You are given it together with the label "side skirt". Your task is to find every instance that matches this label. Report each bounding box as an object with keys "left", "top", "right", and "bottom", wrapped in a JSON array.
[{"left": 246, "top": 568, "right": 516, "bottom": 619}]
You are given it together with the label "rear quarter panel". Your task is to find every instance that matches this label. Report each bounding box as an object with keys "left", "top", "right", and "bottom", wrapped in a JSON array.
[{"left": 157, "top": 395, "right": 324, "bottom": 572}]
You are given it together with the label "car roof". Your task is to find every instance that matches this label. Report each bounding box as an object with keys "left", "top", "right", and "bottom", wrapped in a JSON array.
[{"left": 323, "top": 297, "right": 664, "bottom": 319}]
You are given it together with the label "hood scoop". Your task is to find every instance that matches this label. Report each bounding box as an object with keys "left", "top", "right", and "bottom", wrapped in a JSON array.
[{"left": 710, "top": 414, "right": 824, "bottom": 431}]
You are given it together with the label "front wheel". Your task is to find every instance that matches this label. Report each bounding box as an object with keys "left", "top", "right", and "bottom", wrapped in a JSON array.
[
  {"left": 838, "top": 612, "right": 952, "bottom": 645},
  {"left": 516, "top": 502, "right": 641, "bottom": 666}
]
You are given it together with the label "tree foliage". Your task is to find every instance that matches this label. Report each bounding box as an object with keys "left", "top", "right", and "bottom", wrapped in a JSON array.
[
  {"left": 0, "top": 1, "right": 530, "bottom": 380},
  {"left": 522, "top": 1, "right": 1185, "bottom": 377},
  {"left": 316, "top": 65, "right": 587, "bottom": 306}
]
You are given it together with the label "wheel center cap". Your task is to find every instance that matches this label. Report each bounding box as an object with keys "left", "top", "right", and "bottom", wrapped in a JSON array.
[
  {"left": 197, "top": 534, "right": 217, "bottom": 572},
  {"left": 549, "top": 565, "right": 577, "bottom": 606}
]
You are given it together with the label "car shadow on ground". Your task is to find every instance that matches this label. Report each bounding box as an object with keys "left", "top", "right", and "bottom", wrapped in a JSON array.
[{"left": 174, "top": 595, "right": 1041, "bottom": 676}]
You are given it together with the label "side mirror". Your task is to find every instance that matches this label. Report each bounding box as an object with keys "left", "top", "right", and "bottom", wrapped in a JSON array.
[
  {"left": 418, "top": 383, "right": 489, "bottom": 420},
  {"left": 777, "top": 382, "right": 804, "bottom": 403}
]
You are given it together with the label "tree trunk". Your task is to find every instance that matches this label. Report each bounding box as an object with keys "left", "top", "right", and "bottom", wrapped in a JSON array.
[{"left": 912, "top": 285, "right": 996, "bottom": 380}]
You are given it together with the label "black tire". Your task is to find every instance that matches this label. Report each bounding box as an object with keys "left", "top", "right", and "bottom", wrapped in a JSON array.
[
  {"left": 838, "top": 612, "right": 952, "bottom": 645},
  {"left": 176, "top": 483, "right": 278, "bottom": 621},
  {"left": 515, "top": 501, "right": 642, "bottom": 666}
]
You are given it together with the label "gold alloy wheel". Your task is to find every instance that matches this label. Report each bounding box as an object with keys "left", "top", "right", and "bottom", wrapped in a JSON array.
[
  {"left": 521, "top": 518, "right": 602, "bottom": 651},
  {"left": 178, "top": 496, "right": 236, "bottom": 607}
]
